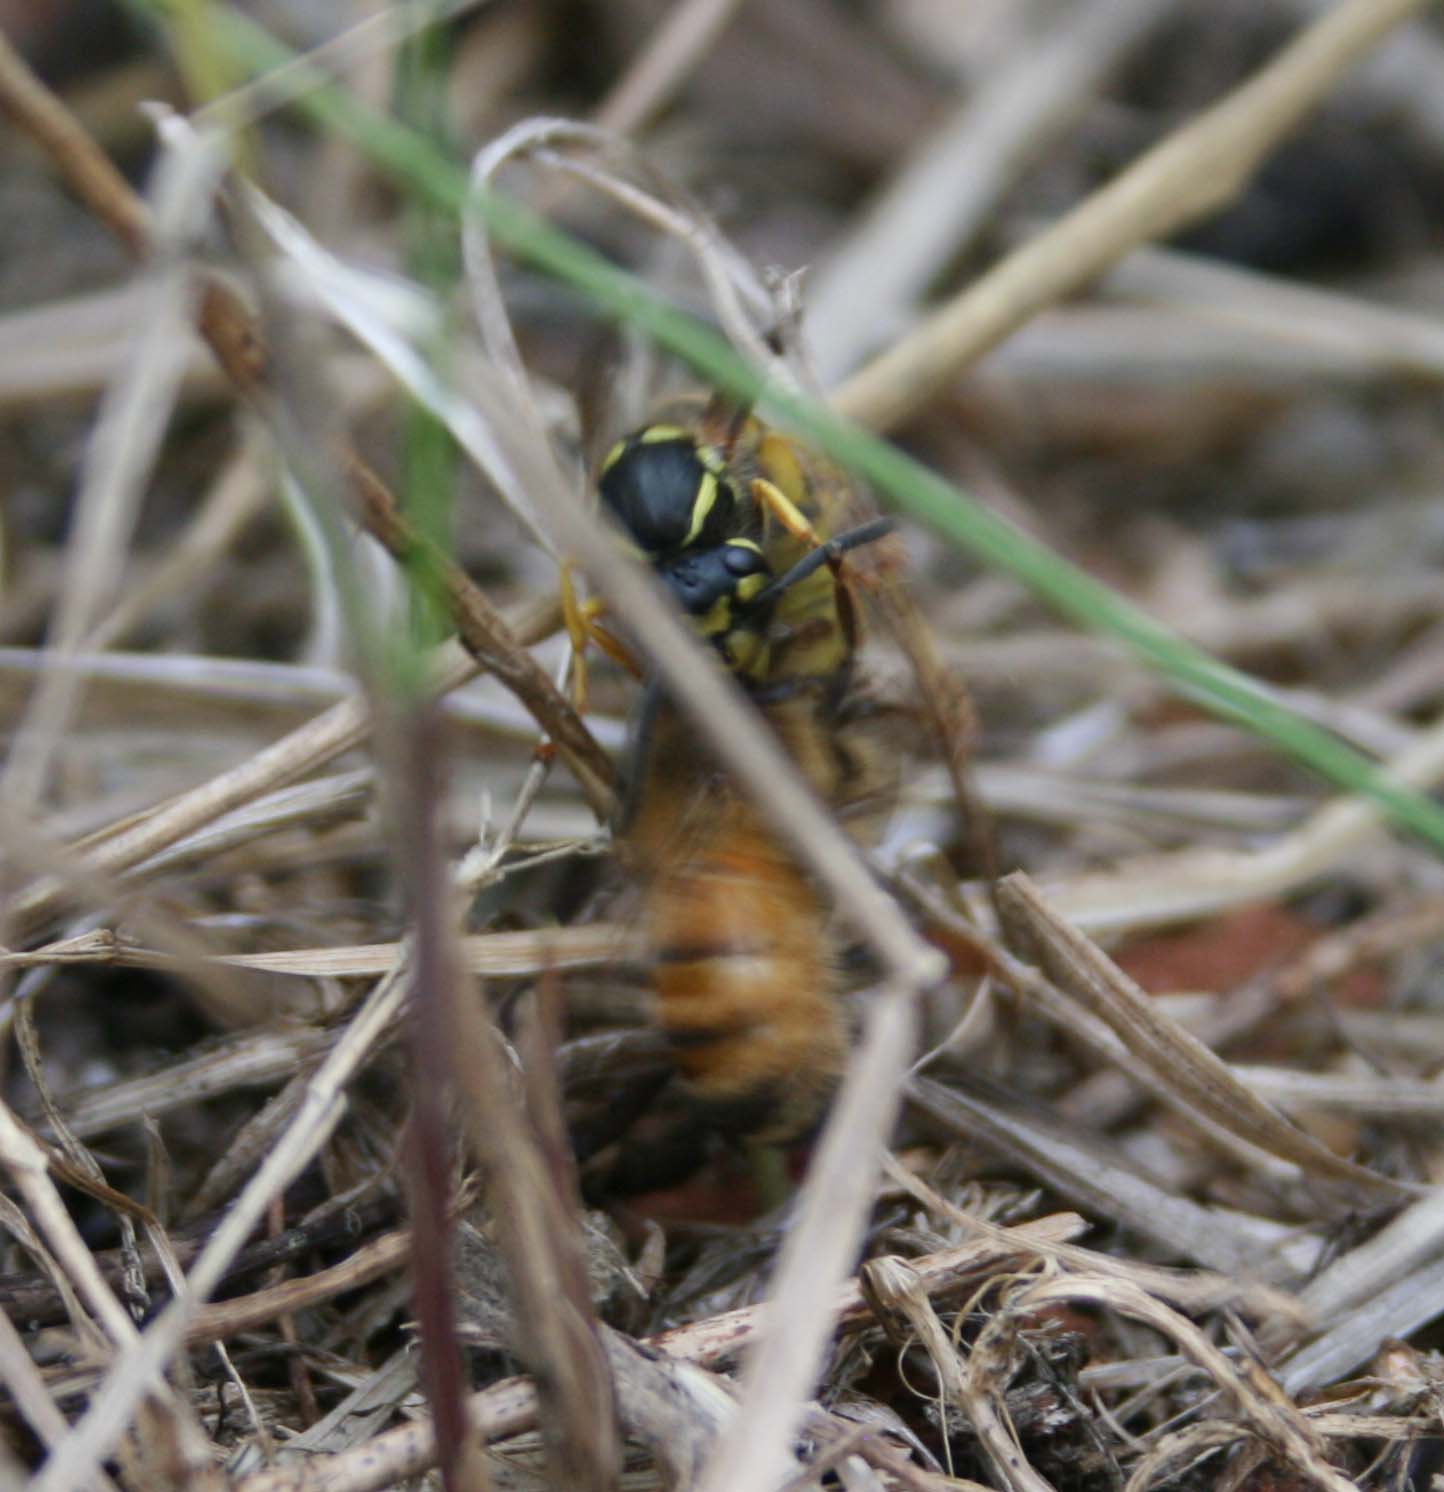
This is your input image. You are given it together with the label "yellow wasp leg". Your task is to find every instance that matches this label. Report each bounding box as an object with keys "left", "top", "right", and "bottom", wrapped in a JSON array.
[
  {"left": 561, "top": 562, "right": 644, "bottom": 712},
  {"left": 560, "top": 561, "right": 600, "bottom": 712},
  {"left": 749, "top": 476, "right": 824, "bottom": 546},
  {"left": 588, "top": 615, "right": 644, "bottom": 677}
]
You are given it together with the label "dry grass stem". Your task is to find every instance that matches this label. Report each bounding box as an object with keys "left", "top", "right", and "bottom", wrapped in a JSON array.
[
  {"left": 836, "top": 0, "right": 1435, "bottom": 430},
  {"left": 997, "top": 872, "right": 1408, "bottom": 1197},
  {"left": 808, "top": 0, "right": 1172, "bottom": 382},
  {"left": 346, "top": 455, "right": 616, "bottom": 815},
  {"left": 1102, "top": 242, "right": 1444, "bottom": 381},
  {"left": 233, "top": 1217, "right": 1084, "bottom": 1492},
  {"left": 0, "top": 1306, "right": 122, "bottom": 1492},
  {"left": 592, "top": 0, "right": 746, "bottom": 135},
  {"left": 29, "top": 962, "right": 406, "bottom": 1492},
  {"left": 445, "top": 976, "right": 620, "bottom": 1487},
  {"left": 1282, "top": 1250, "right": 1444, "bottom": 1395},
  {"left": 906, "top": 1074, "right": 1306, "bottom": 1281},
  {"left": 0, "top": 127, "right": 224, "bottom": 812},
  {"left": 880, "top": 1153, "right": 1306, "bottom": 1324},
  {"left": 695, "top": 988, "right": 916, "bottom": 1492},
  {"left": 6, "top": 648, "right": 479, "bottom": 937},
  {"left": 1030, "top": 702, "right": 1444, "bottom": 934}
]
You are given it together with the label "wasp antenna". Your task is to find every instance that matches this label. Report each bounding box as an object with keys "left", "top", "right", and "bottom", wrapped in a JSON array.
[{"left": 753, "top": 516, "right": 897, "bottom": 611}]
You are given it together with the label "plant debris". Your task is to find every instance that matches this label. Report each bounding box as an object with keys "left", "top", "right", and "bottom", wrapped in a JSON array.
[{"left": 4, "top": 3, "right": 1444, "bottom": 1489}]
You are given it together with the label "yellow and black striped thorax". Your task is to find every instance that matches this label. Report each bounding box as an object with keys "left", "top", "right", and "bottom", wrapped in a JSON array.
[{"left": 599, "top": 424, "right": 746, "bottom": 556}]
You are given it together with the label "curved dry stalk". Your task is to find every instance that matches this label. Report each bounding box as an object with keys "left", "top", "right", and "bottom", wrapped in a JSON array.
[
  {"left": 835, "top": 0, "right": 1436, "bottom": 431},
  {"left": 880, "top": 1153, "right": 1307, "bottom": 1326},
  {"left": 1122, "top": 1420, "right": 1239, "bottom": 1492},
  {"left": 864, "top": 1253, "right": 1058, "bottom": 1492},
  {"left": 464, "top": 115, "right": 786, "bottom": 398}
]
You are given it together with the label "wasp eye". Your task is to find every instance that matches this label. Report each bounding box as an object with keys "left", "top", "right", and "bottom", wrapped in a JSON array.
[
  {"left": 722, "top": 542, "right": 769, "bottom": 579},
  {"left": 600, "top": 434, "right": 736, "bottom": 555}
]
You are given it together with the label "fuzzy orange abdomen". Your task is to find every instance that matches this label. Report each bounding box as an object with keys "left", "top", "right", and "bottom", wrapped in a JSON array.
[{"left": 648, "top": 821, "right": 846, "bottom": 1141}]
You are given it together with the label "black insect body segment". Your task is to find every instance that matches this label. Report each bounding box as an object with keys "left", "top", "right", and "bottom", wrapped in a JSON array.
[{"left": 599, "top": 425, "right": 749, "bottom": 558}]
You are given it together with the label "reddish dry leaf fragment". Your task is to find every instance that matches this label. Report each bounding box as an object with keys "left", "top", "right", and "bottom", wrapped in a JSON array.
[{"left": 1116, "top": 902, "right": 1318, "bottom": 994}]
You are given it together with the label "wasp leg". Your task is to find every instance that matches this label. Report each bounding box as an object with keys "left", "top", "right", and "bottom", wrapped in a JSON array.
[
  {"left": 750, "top": 475, "right": 824, "bottom": 547},
  {"left": 751, "top": 516, "right": 897, "bottom": 611},
  {"left": 571, "top": 1065, "right": 674, "bottom": 1170},
  {"left": 561, "top": 562, "right": 644, "bottom": 711},
  {"left": 560, "top": 560, "right": 596, "bottom": 712}
]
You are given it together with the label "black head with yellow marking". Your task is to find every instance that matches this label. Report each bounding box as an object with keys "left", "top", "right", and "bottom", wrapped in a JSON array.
[
  {"left": 656, "top": 538, "right": 769, "bottom": 621},
  {"left": 657, "top": 537, "right": 772, "bottom": 678},
  {"left": 599, "top": 425, "right": 748, "bottom": 559}
]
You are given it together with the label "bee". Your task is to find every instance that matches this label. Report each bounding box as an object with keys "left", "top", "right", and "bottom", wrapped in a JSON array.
[{"left": 595, "top": 397, "right": 898, "bottom": 1151}]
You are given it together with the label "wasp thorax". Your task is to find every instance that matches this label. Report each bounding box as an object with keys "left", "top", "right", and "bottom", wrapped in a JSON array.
[{"left": 599, "top": 429, "right": 743, "bottom": 557}]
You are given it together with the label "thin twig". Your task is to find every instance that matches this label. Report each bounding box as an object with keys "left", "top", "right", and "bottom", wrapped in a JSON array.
[
  {"left": 0, "top": 29, "right": 149, "bottom": 252},
  {"left": 348, "top": 456, "right": 615, "bottom": 815}
]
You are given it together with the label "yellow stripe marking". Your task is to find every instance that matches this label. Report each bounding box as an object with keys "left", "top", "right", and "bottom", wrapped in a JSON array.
[{"left": 684, "top": 471, "right": 719, "bottom": 546}]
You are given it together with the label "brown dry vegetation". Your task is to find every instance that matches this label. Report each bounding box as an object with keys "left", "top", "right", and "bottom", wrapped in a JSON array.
[{"left": 3, "top": 1, "right": 1444, "bottom": 1489}]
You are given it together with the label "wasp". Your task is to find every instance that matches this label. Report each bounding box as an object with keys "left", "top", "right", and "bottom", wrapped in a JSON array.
[
  {"left": 596, "top": 398, "right": 893, "bottom": 692},
  {"left": 592, "top": 396, "right": 898, "bottom": 1153}
]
